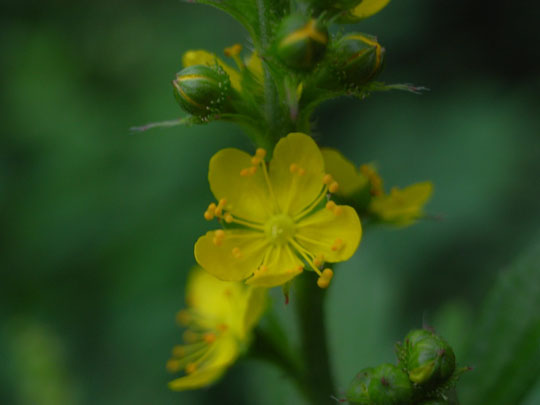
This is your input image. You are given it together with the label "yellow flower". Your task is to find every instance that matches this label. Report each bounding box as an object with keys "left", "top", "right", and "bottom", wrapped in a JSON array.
[
  {"left": 182, "top": 45, "right": 264, "bottom": 92},
  {"left": 182, "top": 49, "right": 242, "bottom": 92},
  {"left": 195, "top": 133, "right": 362, "bottom": 289},
  {"left": 321, "top": 148, "right": 369, "bottom": 198},
  {"left": 369, "top": 182, "right": 434, "bottom": 227},
  {"left": 349, "top": 0, "right": 391, "bottom": 20},
  {"left": 167, "top": 267, "right": 267, "bottom": 391}
]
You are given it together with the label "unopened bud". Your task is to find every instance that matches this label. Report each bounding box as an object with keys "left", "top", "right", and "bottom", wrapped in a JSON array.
[
  {"left": 334, "top": 33, "right": 384, "bottom": 87},
  {"left": 172, "top": 65, "right": 231, "bottom": 117},
  {"left": 347, "top": 364, "right": 413, "bottom": 404},
  {"left": 404, "top": 329, "right": 456, "bottom": 385},
  {"left": 274, "top": 14, "right": 328, "bottom": 71}
]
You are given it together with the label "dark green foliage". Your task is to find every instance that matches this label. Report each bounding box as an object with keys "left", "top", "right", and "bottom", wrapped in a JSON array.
[{"left": 459, "top": 241, "right": 540, "bottom": 405}]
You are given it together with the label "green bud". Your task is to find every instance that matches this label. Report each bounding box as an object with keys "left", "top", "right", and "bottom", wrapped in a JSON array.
[
  {"left": 347, "top": 364, "right": 413, "bottom": 405},
  {"left": 333, "top": 33, "right": 384, "bottom": 87},
  {"left": 172, "top": 65, "right": 231, "bottom": 117},
  {"left": 405, "top": 329, "right": 456, "bottom": 385},
  {"left": 274, "top": 14, "right": 328, "bottom": 71}
]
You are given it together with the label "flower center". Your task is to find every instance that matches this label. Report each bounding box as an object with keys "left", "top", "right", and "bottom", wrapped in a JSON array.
[{"left": 265, "top": 214, "right": 295, "bottom": 245}]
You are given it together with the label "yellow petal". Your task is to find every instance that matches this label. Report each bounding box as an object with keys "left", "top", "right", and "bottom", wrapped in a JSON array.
[
  {"left": 370, "top": 182, "right": 433, "bottom": 226},
  {"left": 168, "top": 338, "right": 238, "bottom": 391},
  {"left": 246, "top": 245, "right": 303, "bottom": 287},
  {"left": 241, "top": 287, "right": 268, "bottom": 337},
  {"left": 295, "top": 205, "right": 362, "bottom": 263},
  {"left": 209, "top": 148, "right": 274, "bottom": 223},
  {"left": 321, "top": 148, "right": 368, "bottom": 197},
  {"left": 185, "top": 267, "right": 244, "bottom": 325},
  {"left": 246, "top": 52, "right": 264, "bottom": 82},
  {"left": 351, "top": 0, "right": 391, "bottom": 20},
  {"left": 195, "top": 230, "right": 268, "bottom": 282},
  {"left": 269, "top": 133, "right": 325, "bottom": 216},
  {"left": 182, "top": 50, "right": 242, "bottom": 92}
]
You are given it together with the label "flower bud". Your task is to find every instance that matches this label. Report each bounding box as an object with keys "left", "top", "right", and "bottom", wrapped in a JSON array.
[
  {"left": 333, "top": 33, "right": 384, "bottom": 87},
  {"left": 404, "top": 329, "right": 456, "bottom": 385},
  {"left": 172, "top": 65, "right": 231, "bottom": 117},
  {"left": 347, "top": 364, "right": 413, "bottom": 405},
  {"left": 274, "top": 14, "right": 328, "bottom": 71}
]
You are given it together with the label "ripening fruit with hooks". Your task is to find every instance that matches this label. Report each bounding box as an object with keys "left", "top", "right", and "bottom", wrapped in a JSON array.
[
  {"left": 403, "top": 329, "right": 456, "bottom": 386},
  {"left": 172, "top": 64, "right": 232, "bottom": 117},
  {"left": 274, "top": 14, "right": 329, "bottom": 71},
  {"left": 346, "top": 364, "right": 414, "bottom": 405},
  {"left": 333, "top": 33, "right": 385, "bottom": 88}
]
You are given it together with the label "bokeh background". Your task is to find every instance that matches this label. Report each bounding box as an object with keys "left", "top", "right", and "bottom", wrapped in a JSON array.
[{"left": 1, "top": 1, "right": 539, "bottom": 404}]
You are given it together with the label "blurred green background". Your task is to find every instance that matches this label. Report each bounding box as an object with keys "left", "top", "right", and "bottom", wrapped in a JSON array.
[{"left": 1, "top": 1, "right": 539, "bottom": 404}]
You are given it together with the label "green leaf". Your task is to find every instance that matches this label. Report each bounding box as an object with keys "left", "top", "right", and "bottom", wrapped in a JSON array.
[{"left": 459, "top": 240, "right": 540, "bottom": 405}]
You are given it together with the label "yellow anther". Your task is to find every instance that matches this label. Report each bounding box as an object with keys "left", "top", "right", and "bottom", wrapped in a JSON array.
[
  {"left": 203, "top": 332, "right": 216, "bottom": 343},
  {"left": 333, "top": 206, "right": 343, "bottom": 216},
  {"left": 323, "top": 173, "right": 333, "bottom": 185},
  {"left": 317, "top": 277, "right": 330, "bottom": 289},
  {"left": 172, "top": 345, "right": 185, "bottom": 357},
  {"left": 183, "top": 330, "right": 199, "bottom": 344},
  {"left": 322, "top": 268, "right": 334, "bottom": 280},
  {"left": 251, "top": 156, "right": 262, "bottom": 165},
  {"left": 213, "top": 229, "right": 225, "bottom": 246},
  {"left": 297, "top": 167, "right": 306, "bottom": 176},
  {"left": 232, "top": 247, "right": 242, "bottom": 259},
  {"left": 248, "top": 165, "right": 257, "bottom": 175},
  {"left": 208, "top": 202, "right": 217, "bottom": 211},
  {"left": 329, "top": 181, "right": 339, "bottom": 193},
  {"left": 176, "top": 310, "right": 191, "bottom": 326},
  {"left": 313, "top": 254, "right": 325, "bottom": 268},
  {"left": 224, "top": 43, "right": 242, "bottom": 57},
  {"left": 224, "top": 213, "right": 234, "bottom": 223},
  {"left": 331, "top": 238, "right": 344, "bottom": 252},
  {"left": 326, "top": 201, "right": 336, "bottom": 211},
  {"left": 204, "top": 210, "right": 214, "bottom": 221},
  {"left": 185, "top": 362, "right": 197, "bottom": 374},
  {"left": 255, "top": 148, "right": 266, "bottom": 159},
  {"left": 166, "top": 358, "right": 181, "bottom": 373},
  {"left": 218, "top": 323, "right": 228, "bottom": 332},
  {"left": 240, "top": 167, "right": 251, "bottom": 177},
  {"left": 289, "top": 163, "right": 299, "bottom": 173},
  {"left": 218, "top": 198, "right": 227, "bottom": 207}
]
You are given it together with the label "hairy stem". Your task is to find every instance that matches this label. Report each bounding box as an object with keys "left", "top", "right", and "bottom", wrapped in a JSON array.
[{"left": 294, "top": 275, "right": 337, "bottom": 404}]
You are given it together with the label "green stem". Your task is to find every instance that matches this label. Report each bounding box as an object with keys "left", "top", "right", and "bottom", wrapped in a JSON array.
[{"left": 294, "top": 275, "right": 337, "bottom": 404}]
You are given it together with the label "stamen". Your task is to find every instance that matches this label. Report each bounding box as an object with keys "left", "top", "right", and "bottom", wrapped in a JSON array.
[
  {"left": 329, "top": 181, "right": 339, "bottom": 193},
  {"left": 166, "top": 358, "right": 181, "bottom": 373},
  {"left": 289, "top": 163, "right": 299, "bottom": 173},
  {"left": 232, "top": 247, "right": 242, "bottom": 259},
  {"left": 213, "top": 229, "right": 225, "bottom": 246},
  {"left": 297, "top": 167, "right": 306, "bottom": 176},
  {"left": 185, "top": 362, "right": 197, "bottom": 374},
  {"left": 248, "top": 165, "right": 257, "bottom": 175},
  {"left": 224, "top": 213, "right": 234, "bottom": 223},
  {"left": 204, "top": 210, "right": 214, "bottom": 221},
  {"left": 288, "top": 239, "right": 323, "bottom": 276},
  {"left": 240, "top": 167, "right": 252, "bottom": 177},
  {"left": 317, "top": 277, "right": 330, "bottom": 289},
  {"left": 203, "top": 332, "right": 216, "bottom": 343},
  {"left": 331, "top": 238, "right": 344, "bottom": 252},
  {"left": 176, "top": 310, "right": 191, "bottom": 326},
  {"left": 322, "top": 268, "right": 334, "bottom": 280},
  {"left": 313, "top": 254, "right": 325, "bottom": 268},
  {"left": 172, "top": 345, "right": 186, "bottom": 357},
  {"left": 183, "top": 330, "right": 199, "bottom": 344},
  {"left": 323, "top": 174, "right": 333, "bottom": 185},
  {"left": 255, "top": 148, "right": 266, "bottom": 159},
  {"left": 326, "top": 200, "right": 342, "bottom": 216}
]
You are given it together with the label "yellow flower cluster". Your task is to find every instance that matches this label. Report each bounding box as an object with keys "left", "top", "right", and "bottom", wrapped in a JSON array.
[{"left": 167, "top": 267, "right": 266, "bottom": 390}]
